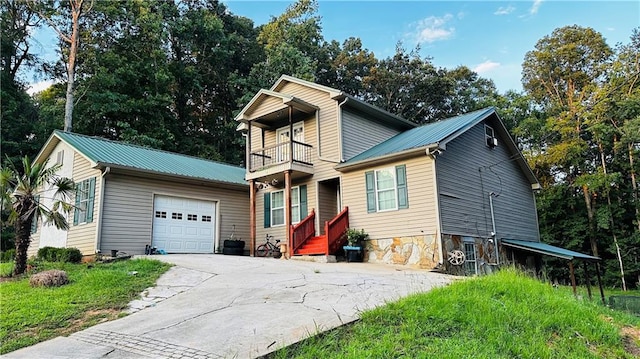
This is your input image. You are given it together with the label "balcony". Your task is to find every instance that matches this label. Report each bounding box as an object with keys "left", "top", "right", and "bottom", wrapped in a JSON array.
[{"left": 247, "top": 141, "right": 314, "bottom": 181}]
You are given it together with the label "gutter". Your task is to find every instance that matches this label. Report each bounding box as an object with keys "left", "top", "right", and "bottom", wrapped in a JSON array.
[
  {"left": 428, "top": 147, "right": 445, "bottom": 265},
  {"left": 336, "top": 144, "right": 440, "bottom": 172}
]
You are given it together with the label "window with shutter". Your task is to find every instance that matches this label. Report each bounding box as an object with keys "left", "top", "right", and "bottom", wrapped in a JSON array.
[{"left": 365, "top": 165, "right": 408, "bottom": 213}]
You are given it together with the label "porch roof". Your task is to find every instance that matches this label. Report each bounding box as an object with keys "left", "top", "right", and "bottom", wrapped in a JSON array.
[{"left": 501, "top": 239, "right": 600, "bottom": 261}]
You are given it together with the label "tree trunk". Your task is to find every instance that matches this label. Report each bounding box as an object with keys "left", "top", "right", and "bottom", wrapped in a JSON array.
[
  {"left": 13, "top": 218, "right": 32, "bottom": 276},
  {"left": 629, "top": 143, "right": 640, "bottom": 232},
  {"left": 63, "top": 0, "right": 82, "bottom": 133},
  {"left": 599, "top": 142, "right": 627, "bottom": 291},
  {"left": 582, "top": 184, "right": 598, "bottom": 257}
]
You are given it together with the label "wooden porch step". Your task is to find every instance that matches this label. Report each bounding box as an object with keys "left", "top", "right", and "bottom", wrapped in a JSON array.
[{"left": 295, "top": 235, "right": 327, "bottom": 255}]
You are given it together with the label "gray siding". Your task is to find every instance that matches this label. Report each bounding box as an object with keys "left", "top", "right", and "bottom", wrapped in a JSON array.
[
  {"left": 436, "top": 121, "right": 539, "bottom": 242},
  {"left": 101, "top": 173, "right": 249, "bottom": 254},
  {"left": 342, "top": 109, "right": 400, "bottom": 160}
]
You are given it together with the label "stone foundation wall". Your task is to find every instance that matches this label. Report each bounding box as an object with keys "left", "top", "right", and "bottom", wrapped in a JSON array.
[{"left": 364, "top": 234, "right": 440, "bottom": 269}]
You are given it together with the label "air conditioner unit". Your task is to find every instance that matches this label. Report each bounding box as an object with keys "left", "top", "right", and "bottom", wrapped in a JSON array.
[{"left": 487, "top": 137, "right": 498, "bottom": 147}]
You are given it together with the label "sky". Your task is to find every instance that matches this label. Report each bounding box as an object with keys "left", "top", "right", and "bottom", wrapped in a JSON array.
[{"left": 26, "top": 0, "right": 640, "bottom": 95}]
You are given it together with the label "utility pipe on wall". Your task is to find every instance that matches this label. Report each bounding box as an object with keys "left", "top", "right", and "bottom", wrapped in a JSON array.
[{"left": 489, "top": 192, "right": 499, "bottom": 265}]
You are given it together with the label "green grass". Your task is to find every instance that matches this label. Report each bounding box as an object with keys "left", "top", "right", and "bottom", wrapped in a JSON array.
[
  {"left": 271, "top": 269, "right": 640, "bottom": 359},
  {"left": 0, "top": 258, "right": 171, "bottom": 354}
]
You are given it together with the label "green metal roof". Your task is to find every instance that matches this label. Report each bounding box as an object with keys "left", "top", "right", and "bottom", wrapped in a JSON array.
[
  {"left": 339, "top": 107, "right": 496, "bottom": 167},
  {"left": 53, "top": 130, "right": 247, "bottom": 186},
  {"left": 501, "top": 239, "right": 600, "bottom": 261}
]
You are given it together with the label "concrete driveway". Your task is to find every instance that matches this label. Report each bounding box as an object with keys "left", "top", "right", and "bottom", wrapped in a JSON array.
[{"left": 5, "top": 254, "right": 453, "bottom": 359}]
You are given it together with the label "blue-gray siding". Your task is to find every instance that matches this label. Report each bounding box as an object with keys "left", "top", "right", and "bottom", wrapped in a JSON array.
[
  {"left": 436, "top": 121, "right": 539, "bottom": 242},
  {"left": 342, "top": 109, "right": 400, "bottom": 161}
]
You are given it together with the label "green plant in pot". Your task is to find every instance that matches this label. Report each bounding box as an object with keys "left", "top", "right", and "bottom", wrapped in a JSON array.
[{"left": 344, "top": 228, "right": 368, "bottom": 262}]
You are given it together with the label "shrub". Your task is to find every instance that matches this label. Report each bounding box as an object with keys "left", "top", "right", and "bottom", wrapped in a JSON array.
[
  {"left": 37, "top": 247, "right": 83, "bottom": 263},
  {"left": 346, "top": 228, "right": 369, "bottom": 246},
  {"left": 29, "top": 269, "right": 69, "bottom": 287},
  {"left": 1, "top": 249, "right": 16, "bottom": 262},
  {"left": 60, "top": 248, "right": 82, "bottom": 263}
]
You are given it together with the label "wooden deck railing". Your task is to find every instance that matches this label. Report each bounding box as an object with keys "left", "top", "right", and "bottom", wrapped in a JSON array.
[
  {"left": 290, "top": 209, "right": 316, "bottom": 254},
  {"left": 249, "top": 141, "right": 313, "bottom": 172},
  {"left": 325, "top": 206, "right": 349, "bottom": 255}
]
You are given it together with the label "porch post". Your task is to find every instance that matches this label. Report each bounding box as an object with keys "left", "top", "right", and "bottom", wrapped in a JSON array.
[
  {"left": 249, "top": 179, "right": 256, "bottom": 257},
  {"left": 289, "top": 106, "right": 294, "bottom": 163},
  {"left": 246, "top": 121, "right": 252, "bottom": 171},
  {"left": 583, "top": 261, "right": 592, "bottom": 300},
  {"left": 568, "top": 261, "right": 577, "bottom": 297},
  {"left": 285, "top": 170, "right": 292, "bottom": 258},
  {"left": 595, "top": 262, "right": 606, "bottom": 305}
]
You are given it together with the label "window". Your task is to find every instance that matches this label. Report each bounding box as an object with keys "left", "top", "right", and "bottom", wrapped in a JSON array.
[
  {"left": 375, "top": 168, "right": 397, "bottom": 211},
  {"left": 187, "top": 214, "right": 197, "bottom": 221},
  {"left": 155, "top": 211, "right": 167, "bottom": 218},
  {"left": 73, "top": 177, "right": 96, "bottom": 225},
  {"left": 56, "top": 150, "right": 64, "bottom": 165},
  {"left": 263, "top": 185, "right": 307, "bottom": 228},
  {"left": 365, "top": 165, "right": 408, "bottom": 213},
  {"left": 172, "top": 212, "right": 183, "bottom": 220},
  {"left": 463, "top": 241, "right": 478, "bottom": 275},
  {"left": 202, "top": 215, "right": 212, "bottom": 222},
  {"left": 485, "top": 125, "right": 497, "bottom": 147}
]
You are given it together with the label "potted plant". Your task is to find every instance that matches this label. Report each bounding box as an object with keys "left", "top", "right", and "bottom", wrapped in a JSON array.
[{"left": 343, "top": 228, "right": 368, "bottom": 262}]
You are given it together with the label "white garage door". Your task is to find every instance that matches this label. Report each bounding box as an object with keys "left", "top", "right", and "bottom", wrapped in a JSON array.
[{"left": 152, "top": 195, "right": 216, "bottom": 253}]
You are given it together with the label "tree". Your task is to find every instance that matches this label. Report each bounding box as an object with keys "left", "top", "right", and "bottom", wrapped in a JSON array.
[
  {"left": 240, "top": 0, "right": 323, "bottom": 105},
  {"left": 522, "top": 25, "right": 613, "bottom": 258},
  {"left": 362, "top": 44, "right": 452, "bottom": 124},
  {"left": 30, "top": 0, "right": 94, "bottom": 132},
  {"left": 317, "top": 37, "right": 377, "bottom": 98},
  {"left": 1, "top": 157, "right": 74, "bottom": 275}
]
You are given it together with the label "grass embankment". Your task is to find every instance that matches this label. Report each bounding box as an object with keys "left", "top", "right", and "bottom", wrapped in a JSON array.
[
  {"left": 272, "top": 269, "right": 640, "bottom": 359},
  {"left": 0, "top": 258, "right": 171, "bottom": 354}
]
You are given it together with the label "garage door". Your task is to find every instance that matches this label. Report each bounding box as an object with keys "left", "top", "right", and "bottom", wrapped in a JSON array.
[{"left": 152, "top": 195, "right": 216, "bottom": 253}]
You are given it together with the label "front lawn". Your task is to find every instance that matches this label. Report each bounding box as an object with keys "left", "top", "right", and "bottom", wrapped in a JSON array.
[
  {"left": 271, "top": 269, "right": 640, "bottom": 358},
  {"left": 0, "top": 258, "right": 171, "bottom": 354}
]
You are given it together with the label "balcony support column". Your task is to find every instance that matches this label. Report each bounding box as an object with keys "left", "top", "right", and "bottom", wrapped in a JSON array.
[
  {"left": 289, "top": 106, "right": 294, "bottom": 164},
  {"left": 285, "top": 170, "right": 292, "bottom": 256},
  {"left": 249, "top": 179, "right": 256, "bottom": 256},
  {"left": 246, "top": 121, "right": 252, "bottom": 170}
]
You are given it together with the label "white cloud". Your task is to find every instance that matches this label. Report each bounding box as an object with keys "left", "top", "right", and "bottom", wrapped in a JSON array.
[
  {"left": 494, "top": 5, "right": 515, "bottom": 15},
  {"left": 27, "top": 80, "right": 56, "bottom": 96},
  {"left": 530, "top": 0, "right": 543, "bottom": 15},
  {"left": 473, "top": 60, "right": 501, "bottom": 74},
  {"left": 412, "top": 14, "right": 455, "bottom": 44}
]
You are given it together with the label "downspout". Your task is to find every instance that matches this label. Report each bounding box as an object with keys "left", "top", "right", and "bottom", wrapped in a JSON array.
[
  {"left": 428, "top": 147, "right": 445, "bottom": 265},
  {"left": 94, "top": 166, "right": 110, "bottom": 254},
  {"left": 489, "top": 192, "right": 499, "bottom": 265},
  {"left": 337, "top": 97, "right": 348, "bottom": 162}
]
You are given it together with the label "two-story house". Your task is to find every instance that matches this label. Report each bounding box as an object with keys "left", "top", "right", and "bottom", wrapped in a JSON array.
[{"left": 236, "top": 75, "right": 542, "bottom": 275}]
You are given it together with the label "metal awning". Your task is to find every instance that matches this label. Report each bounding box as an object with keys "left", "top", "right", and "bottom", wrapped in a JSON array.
[{"left": 501, "top": 239, "right": 600, "bottom": 261}]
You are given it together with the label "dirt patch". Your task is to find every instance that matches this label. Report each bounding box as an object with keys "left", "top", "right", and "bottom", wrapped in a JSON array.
[
  {"left": 60, "top": 309, "right": 122, "bottom": 336},
  {"left": 621, "top": 325, "right": 640, "bottom": 357}
]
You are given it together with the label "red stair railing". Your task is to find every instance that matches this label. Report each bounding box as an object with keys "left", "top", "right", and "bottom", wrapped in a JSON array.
[
  {"left": 325, "top": 207, "right": 349, "bottom": 255},
  {"left": 290, "top": 209, "right": 316, "bottom": 254}
]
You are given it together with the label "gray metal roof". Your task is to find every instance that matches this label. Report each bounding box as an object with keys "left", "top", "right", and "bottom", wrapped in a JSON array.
[
  {"left": 52, "top": 130, "right": 247, "bottom": 186},
  {"left": 340, "top": 107, "right": 496, "bottom": 166},
  {"left": 502, "top": 239, "right": 600, "bottom": 261}
]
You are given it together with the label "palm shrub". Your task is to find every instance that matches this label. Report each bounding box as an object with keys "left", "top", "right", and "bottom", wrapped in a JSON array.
[{"left": 0, "top": 156, "right": 75, "bottom": 275}]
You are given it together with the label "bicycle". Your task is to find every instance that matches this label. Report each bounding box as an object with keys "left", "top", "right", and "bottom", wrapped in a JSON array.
[{"left": 256, "top": 234, "right": 281, "bottom": 258}]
